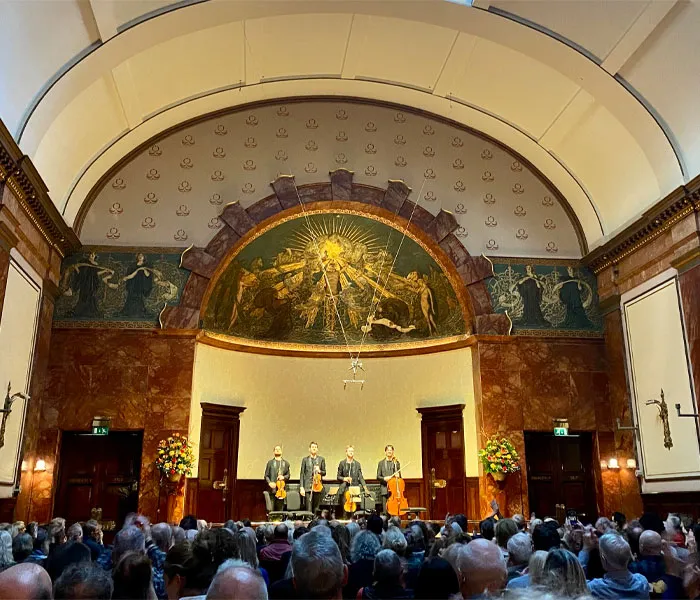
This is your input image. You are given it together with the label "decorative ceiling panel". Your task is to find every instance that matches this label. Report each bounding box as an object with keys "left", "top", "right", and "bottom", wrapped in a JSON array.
[{"left": 82, "top": 100, "right": 583, "bottom": 258}]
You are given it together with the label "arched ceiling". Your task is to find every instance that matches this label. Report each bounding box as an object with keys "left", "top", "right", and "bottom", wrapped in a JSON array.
[{"left": 1, "top": 0, "right": 697, "bottom": 252}]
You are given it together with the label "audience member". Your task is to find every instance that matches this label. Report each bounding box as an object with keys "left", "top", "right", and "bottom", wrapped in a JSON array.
[
  {"left": 12, "top": 532, "right": 33, "bottom": 563},
  {"left": 260, "top": 524, "right": 293, "bottom": 561},
  {"left": 639, "top": 513, "right": 665, "bottom": 535},
  {"left": 346, "top": 530, "right": 382, "bottom": 599},
  {"left": 332, "top": 524, "right": 351, "bottom": 564},
  {"left": 0, "top": 563, "right": 52, "bottom": 600},
  {"left": 541, "top": 549, "right": 589, "bottom": 597},
  {"left": 479, "top": 517, "right": 496, "bottom": 541},
  {"left": 507, "top": 531, "right": 533, "bottom": 581},
  {"left": 507, "top": 550, "right": 548, "bottom": 590},
  {"left": 82, "top": 519, "right": 103, "bottom": 561},
  {"left": 533, "top": 522, "right": 562, "bottom": 552},
  {"left": 513, "top": 514, "right": 527, "bottom": 531},
  {"left": 206, "top": 559, "right": 268, "bottom": 600},
  {"left": 358, "top": 549, "right": 410, "bottom": 599},
  {"left": 382, "top": 526, "right": 407, "bottom": 555},
  {"left": 44, "top": 540, "right": 90, "bottom": 582},
  {"left": 456, "top": 538, "right": 507, "bottom": 598},
  {"left": 587, "top": 532, "right": 649, "bottom": 599},
  {"left": 180, "top": 515, "right": 198, "bottom": 531},
  {"left": 496, "top": 518, "right": 519, "bottom": 560},
  {"left": 54, "top": 561, "right": 114, "bottom": 599},
  {"left": 613, "top": 512, "right": 627, "bottom": 532},
  {"left": 293, "top": 529, "right": 347, "bottom": 600},
  {"left": 663, "top": 515, "right": 684, "bottom": 547},
  {"left": 413, "top": 557, "right": 459, "bottom": 599},
  {"left": 171, "top": 526, "right": 186, "bottom": 545},
  {"left": 66, "top": 523, "right": 83, "bottom": 543},
  {"left": 25, "top": 528, "right": 49, "bottom": 565},
  {"left": 629, "top": 530, "right": 685, "bottom": 598},
  {"left": 107, "top": 525, "right": 146, "bottom": 571},
  {"left": 0, "top": 531, "right": 15, "bottom": 573},
  {"left": 112, "top": 551, "right": 156, "bottom": 600}
]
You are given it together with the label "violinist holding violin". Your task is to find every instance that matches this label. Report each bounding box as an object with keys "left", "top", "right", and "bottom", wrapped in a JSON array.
[
  {"left": 337, "top": 445, "right": 369, "bottom": 518},
  {"left": 300, "top": 441, "right": 326, "bottom": 515},
  {"left": 264, "top": 445, "right": 290, "bottom": 512},
  {"left": 377, "top": 445, "right": 401, "bottom": 515}
]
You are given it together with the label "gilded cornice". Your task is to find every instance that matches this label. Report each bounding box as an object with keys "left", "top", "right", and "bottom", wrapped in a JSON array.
[
  {"left": 585, "top": 176, "right": 700, "bottom": 274},
  {"left": 0, "top": 120, "right": 80, "bottom": 258}
]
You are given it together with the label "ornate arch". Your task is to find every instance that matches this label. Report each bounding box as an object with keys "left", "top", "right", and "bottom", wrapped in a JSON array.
[{"left": 161, "top": 170, "right": 511, "bottom": 351}]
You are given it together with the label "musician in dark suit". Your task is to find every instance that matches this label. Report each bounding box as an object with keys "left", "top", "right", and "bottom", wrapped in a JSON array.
[
  {"left": 377, "top": 444, "right": 401, "bottom": 515},
  {"left": 337, "top": 445, "right": 368, "bottom": 518},
  {"left": 300, "top": 441, "right": 326, "bottom": 515},
  {"left": 264, "top": 445, "right": 291, "bottom": 512}
]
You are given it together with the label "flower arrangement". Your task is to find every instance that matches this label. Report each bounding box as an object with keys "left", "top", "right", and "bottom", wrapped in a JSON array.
[
  {"left": 478, "top": 436, "right": 520, "bottom": 480},
  {"left": 155, "top": 433, "right": 195, "bottom": 480}
]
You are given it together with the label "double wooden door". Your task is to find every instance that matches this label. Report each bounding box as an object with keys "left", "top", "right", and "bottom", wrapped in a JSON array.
[
  {"left": 525, "top": 432, "right": 597, "bottom": 522},
  {"left": 55, "top": 431, "right": 142, "bottom": 534},
  {"left": 418, "top": 405, "right": 466, "bottom": 519}
]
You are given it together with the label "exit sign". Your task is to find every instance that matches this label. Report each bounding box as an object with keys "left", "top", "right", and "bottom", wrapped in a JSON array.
[
  {"left": 554, "top": 427, "right": 568, "bottom": 437},
  {"left": 92, "top": 425, "right": 109, "bottom": 436}
]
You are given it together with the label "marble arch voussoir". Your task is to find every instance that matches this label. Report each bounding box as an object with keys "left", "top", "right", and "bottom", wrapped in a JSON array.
[{"left": 163, "top": 171, "right": 510, "bottom": 339}]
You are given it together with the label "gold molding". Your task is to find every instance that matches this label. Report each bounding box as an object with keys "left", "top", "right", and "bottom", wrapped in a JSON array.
[{"left": 0, "top": 120, "right": 80, "bottom": 258}]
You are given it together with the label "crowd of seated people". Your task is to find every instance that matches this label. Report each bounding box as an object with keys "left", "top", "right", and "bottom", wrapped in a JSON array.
[{"left": 0, "top": 508, "right": 698, "bottom": 600}]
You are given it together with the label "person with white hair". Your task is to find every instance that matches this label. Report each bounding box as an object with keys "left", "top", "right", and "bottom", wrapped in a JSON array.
[
  {"left": 587, "top": 532, "right": 649, "bottom": 599},
  {"left": 206, "top": 559, "right": 268, "bottom": 600},
  {"left": 507, "top": 532, "right": 532, "bottom": 581},
  {"left": 292, "top": 529, "right": 347, "bottom": 599},
  {"left": 382, "top": 526, "right": 407, "bottom": 555},
  {"left": 456, "top": 538, "right": 507, "bottom": 598}
]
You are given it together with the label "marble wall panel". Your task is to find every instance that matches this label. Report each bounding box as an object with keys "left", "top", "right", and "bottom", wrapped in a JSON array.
[
  {"left": 16, "top": 329, "right": 196, "bottom": 523},
  {"left": 679, "top": 264, "right": 700, "bottom": 400}
]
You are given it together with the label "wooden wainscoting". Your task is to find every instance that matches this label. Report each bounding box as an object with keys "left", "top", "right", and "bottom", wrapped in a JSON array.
[
  {"left": 643, "top": 492, "right": 700, "bottom": 522},
  {"left": 183, "top": 477, "right": 480, "bottom": 523}
]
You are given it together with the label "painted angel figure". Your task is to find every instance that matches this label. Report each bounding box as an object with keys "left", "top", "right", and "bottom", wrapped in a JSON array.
[
  {"left": 61, "top": 252, "right": 115, "bottom": 318},
  {"left": 553, "top": 266, "right": 593, "bottom": 329}
]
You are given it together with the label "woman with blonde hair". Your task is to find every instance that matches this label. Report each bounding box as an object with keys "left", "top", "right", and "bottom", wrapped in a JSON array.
[{"left": 541, "top": 549, "right": 589, "bottom": 597}]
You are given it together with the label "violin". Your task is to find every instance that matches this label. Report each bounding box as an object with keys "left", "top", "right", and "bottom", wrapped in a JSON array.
[
  {"left": 386, "top": 458, "right": 409, "bottom": 517},
  {"left": 343, "top": 490, "right": 356, "bottom": 513},
  {"left": 275, "top": 468, "right": 287, "bottom": 500},
  {"left": 312, "top": 467, "right": 323, "bottom": 493}
]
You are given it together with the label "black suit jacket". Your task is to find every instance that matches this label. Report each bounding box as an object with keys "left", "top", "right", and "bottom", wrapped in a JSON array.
[
  {"left": 376, "top": 459, "right": 401, "bottom": 495},
  {"left": 337, "top": 459, "right": 366, "bottom": 491},
  {"left": 264, "top": 458, "right": 291, "bottom": 486},
  {"left": 300, "top": 455, "right": 326, "bottom": 490}
]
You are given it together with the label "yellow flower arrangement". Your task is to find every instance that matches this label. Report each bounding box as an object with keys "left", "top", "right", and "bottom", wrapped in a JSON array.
[
  {"left": 478, "top": 436, "right": 520, "bottom": 475},
  {"left": 155, "top": 432, "right": 195, "bottom": 477}
]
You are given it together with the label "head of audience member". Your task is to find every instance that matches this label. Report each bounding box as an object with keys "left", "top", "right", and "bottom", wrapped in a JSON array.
[
  {"left": 372, "top": 549, "right": 403, "bottom": 589},
  {"left": 331, "top": 524, "right": 350, "bottom": 564},
  {"left": 26, "top": 522, "right": 38, "bottom": 540},
  {"left": 0, "top": 531, "right": 13, "bottom": 568},
  {"left": 532, "top": 522, "right": 561, "bottom": 552},
  {"left": 13, "top": 521, "right": 26, "bottom": 536},
  {"left": 113, "top": 526, "right": 145, "bottom": 567},
  {"left": 451, "top": 514, "right": 468, "bottom": 533},
  {"left": 179, "top": 515, "right": 198, "bottom": 531},
  {"left": 273, "top": 523, "right": 289, "bottom": 542},
  {"left": 164, "top": 543, "right": 195, "bottom": 600},
  {"left": 223, "top": 520, "right": 237, "bottom": 533},
  {"left": 47, "top": 521, "right": 66, "bottom": 548},
  {"left": 456, "top": 538, "right": 507, "bottom": 598},
  {"left": 479, "top": 517, "right": 495, "bottom": 541},
  {"left": 82, "top": 520, "right": 102, "bottom": 544},
  {"left": 294, "top": 526, "right": 309, "bottom": 540},
  {"left": 507, "top": 532, "right": 532, "bottom": 568},
  {"left": 236, "top": 530, "right": 259, "bottom": 569},
  {"left": 527, "top": 550, "right": 549, "bottom": 586},
  {"left": 112, "top": 551, "right": 153, "bottom": 600},
  {"left": 12, "top": 533, "right": 33, "bottom": 563},
  {"left": 0, "top": 563, "right": 52, "bottom": 600},
  {"left": 350, "top": 530, "right": 382, "bottom": 564},
  {"left": 66, "top": 523, "right": 82, "bottom": 543},
  {"left": 612, "top": 512, "right": 626, "bottom": 531},
  {"left": 406, "top": 525, "right": 426, "bottom": 554},
  {"left": 53, "top": 561, "right": 114, "bottom": 599},
  {"left": 639, "top": 512, "right": 665, "bottom": 535},
  {"left": 45, "top": 540, "right": 91, "bottom": 581},
  {"left": 195, "top": 528, "right": 237, "bottom": 570},
  {"left": 366, "top": 515, "right": 383, "bottom": 537},
  {"left": 413, "top": 557, "right": 460, "bottom": 599},
  {"left": 595, "top": 517, "right": 614, "bottom": 536},
  {"left": 664, "top": 514, "right": 684, "bottom": 544},
  {"left": 638, "top": 530, "right": 663, "bottom": 557},
  {"left": 206, "top": 559, "right": 268, "bottom": 600},
  {"left": 541, "top": 549, "right": 588, "bottom": 598},
  {"left": 495, "top": 518, "right": 519, "bottom": 550},
  {"left": 599, "top": 532, "right": 632, "bottom": 574},
  {"left": 292, "top": 529, "right": 347, "bottom": 599},
  {"left": 626, "top": 526, "right": 644, "bottom": 558},
  {"left": 152, "top": 522, "right": 173, "bottom": 553},
  {"left": 170, "top": 526, "right": 185, "bottom": 546},
  {"left": 512, "top": 514, "right": 526, "bottom": 531},
  {"left": 346, "top": 521, "right": 360, "bottom": 541},
  {"left": 382, "top": 526, "right": 407, "bottom": 556}
]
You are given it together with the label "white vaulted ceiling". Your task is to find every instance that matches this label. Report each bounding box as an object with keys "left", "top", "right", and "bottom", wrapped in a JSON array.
[{"left": 1, "top": 0, "right": 698, "bottom": 253}]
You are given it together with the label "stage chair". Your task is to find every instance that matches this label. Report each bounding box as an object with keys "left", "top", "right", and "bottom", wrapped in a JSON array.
[{"left": 263, "top": 490, "right": 287, "bottom": 521}]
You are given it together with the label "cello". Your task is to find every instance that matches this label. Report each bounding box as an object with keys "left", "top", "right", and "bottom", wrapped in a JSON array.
[{"left": 386, "top": 459, "right": 409, "bottom": 517}]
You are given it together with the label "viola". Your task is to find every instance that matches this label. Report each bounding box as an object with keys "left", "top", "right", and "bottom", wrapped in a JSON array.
[
  {"left": 275, "top": 475, "right": 287, "bottom": 500},
  {"left": 343, "top": 490, "right": 356, "bottom": 513},
  {"left": 312, "top": 470, "right": 323, "bottom": 493}
]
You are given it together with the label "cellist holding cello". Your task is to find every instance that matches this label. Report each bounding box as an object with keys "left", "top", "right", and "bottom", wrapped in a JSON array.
[{"left": 377, "top": 445, "right": 405, "bottom": 516}]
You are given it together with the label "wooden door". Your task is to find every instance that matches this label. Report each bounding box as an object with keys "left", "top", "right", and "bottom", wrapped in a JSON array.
[
  {"left": 418, "top": 405, "right": 466, "bottom": 519},
  {"left": 195, "top": 404, "right": 245, "bottom": 524},
  {"left": 525, "top": 432, "right": 597, "bottom": 523},
  {"left": 55, "top": 431, "right": 142, "bottom": 534}
]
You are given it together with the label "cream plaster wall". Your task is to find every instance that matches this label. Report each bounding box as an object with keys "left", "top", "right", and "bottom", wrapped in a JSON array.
[
  {"left": 189, "top": 343, "right": 478, "bottom": 481},
  {"left": 623, "top": 274, "right": 700, "bottom": 487}
]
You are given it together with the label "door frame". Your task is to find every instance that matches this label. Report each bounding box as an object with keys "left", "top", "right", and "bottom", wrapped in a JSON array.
[
  {"left": 194, "top": 403, "right": 245, "bottom": 522},
  {"left": 417, "top": 404, "right": 466, "bottom": 519}
]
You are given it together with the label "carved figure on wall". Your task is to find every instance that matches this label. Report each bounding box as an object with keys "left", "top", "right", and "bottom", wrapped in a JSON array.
[
  {"left": 61, "top": 252, "right": 115, "bottom": 318},
  {"left": 555, "top": 266, "right": 593, "bottom": 329},
  {"left": 513, "top": 265, "right": 549, "bottom": 327}
]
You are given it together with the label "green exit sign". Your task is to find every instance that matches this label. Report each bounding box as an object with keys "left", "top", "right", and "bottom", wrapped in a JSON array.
[
  {"left": 92, "top": 426, "right": 109, "bottom": 436},
  {"left": 554, "top": 427, "right": 568, "bottom": 437}
]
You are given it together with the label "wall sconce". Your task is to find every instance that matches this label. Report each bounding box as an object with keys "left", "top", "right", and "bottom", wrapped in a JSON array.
[
  {"left": 600, "top": 460, "right": 608, "bottom": 469},
  {"left": 34, "top": 458, "right": 46, "bottom": 472},
  {"left": 626, "top": 458, "right": 637, "bottom": 469},
  {"left": 608, "top": 458, "right": 620, "bottom": 469},
  {"left": 21, "top": 460, "right": 28, "bottom": 472}
]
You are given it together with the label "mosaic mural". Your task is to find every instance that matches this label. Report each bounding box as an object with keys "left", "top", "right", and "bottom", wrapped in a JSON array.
[
  {"left": 54, "top": 250, "right": 189, "bottom": 326},
  {"left": 202, "top": 212, "right": 468, "bottom": 348},
  {"left": 488, "top": 261, "right": 602, "bottom": 335}
]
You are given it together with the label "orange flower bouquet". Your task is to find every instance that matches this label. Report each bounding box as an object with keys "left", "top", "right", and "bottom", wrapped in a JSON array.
[
  {"left": 478, "top": 436, "right": 520, "bottom": 481},
  {"left": 155, "top": 433, "right": 195, "bottom": 482}
]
